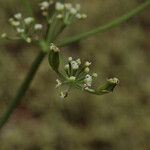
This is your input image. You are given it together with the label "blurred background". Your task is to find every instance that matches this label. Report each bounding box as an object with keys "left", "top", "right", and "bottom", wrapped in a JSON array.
[{"left": 0, "top": 0, "right": 150, "bottom": 150}]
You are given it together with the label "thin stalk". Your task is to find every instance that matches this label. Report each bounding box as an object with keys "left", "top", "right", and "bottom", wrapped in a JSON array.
[
  {"left": 0, "top": 1, "right": 149, "bottom": 130},
  {"left": 0, "top": 51, "right": 46, "bottom": 129},
  {"left": 59, "top": 1, "right": 150, "bottom": 47}
]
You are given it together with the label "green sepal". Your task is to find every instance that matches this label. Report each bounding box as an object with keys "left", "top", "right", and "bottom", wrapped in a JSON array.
[
  {"left": 82, "top": 78, "right": 119, "bottom": 96},
  {"left": 48, "top": 48, "right": 60, "bottom": 72},
  {"left": 95, "top": 78, "right": 119, "bottom": 95}
]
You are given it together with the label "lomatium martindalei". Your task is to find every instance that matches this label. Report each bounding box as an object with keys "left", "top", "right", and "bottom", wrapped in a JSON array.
[
  {"left": 2, "top": 13, "right": 43, "bottom": 43},
  {"left": 49, "top": 43, "right": 119, "bottom": 99},
  {"left": 1, "top": 1, "right": 87, "bottom": 43},
  {"left": 1, "top": 1, "right": 119, "bottom": 99}
]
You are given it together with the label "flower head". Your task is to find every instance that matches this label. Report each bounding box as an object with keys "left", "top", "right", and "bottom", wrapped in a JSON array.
[
  {"left": 34, "top": 24, "right": 43, "bottom": 30},
  {"left": 55, "top": 2, "right": 65, "bottom": 11},
  {"left": 48, "top": 44, "right": 119, "bottom": 99},
  {"left": 39, "top": 1, "right": 50, "bottom": 10},
  {"left": 24, "top": 17, "right": 34, "bottom": 25},
  {"left": 14, "top": 13, "right": 22, "bottom": 20},
  {"left": 1, "top": 33, "right": 7, "bottom": 38},
  {"left": 7, "top": 12, "right": 44, "bottom": 43}
]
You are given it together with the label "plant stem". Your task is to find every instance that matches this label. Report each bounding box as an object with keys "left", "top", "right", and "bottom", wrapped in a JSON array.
[
  {"left": 0, "top": 1, "right": 149, "bottom": 130},
  {"left": 59, "top": 0, "right": 150, "bottom": 47},
  {"left": 0, "top": 51, "right": 46, "bottom": 129}
]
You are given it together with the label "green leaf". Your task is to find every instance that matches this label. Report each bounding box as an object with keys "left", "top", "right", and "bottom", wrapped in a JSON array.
[
  {"left": 95, "top": 78, "right": 119, "bottom": 95},
  {"left": 48, "top": 44, "right": 60, "bottom": 72}
]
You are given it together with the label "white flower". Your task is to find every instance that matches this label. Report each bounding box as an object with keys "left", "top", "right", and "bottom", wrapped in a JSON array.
[
  {"left": 60, "top": 91, "right": 65, "bottom": 99},
  {"left": 81, "top": 14, "right": 87, "bottom": 19},
  {"left": 50, "top": 43, "right": 60, "bottom": 52},
  {"left": 55, "top": 2, "right": 64, "bottom": 11},
  {"left": 92, "top": 73, "right": 98, "bottom": 78},
  {"left": 34, "top": 24, "right": 43, "bottom": 30},
  {"left": 70, "top": 8, "right": 77, "bottom": 15},
  {"left": 68, "top": 57, "right": 73, "bottom": 62},
  {"left": 39, "top": 1, "right": 49, "bottom": 10},
  {"left": 71, "top": 60, "right": 79, "bottom": 70},
  {"left": 1, "top": 33, "right": 7, "bottom": 38},
  {"left": 14, "top": 13, "right": 22, "bottom": 20},
  {"left": 24, "top": 17, "right": 34, "bottom": 25},
  {"left": 76, "top": 13, "right": 82, "bottom": 19},
  {"left": 10, "top": 20, "right": 20, "bottom": 26},
  {"left": 60, "top": 91, "right": 67, "bottom": 99},
  {"left": 68, "top": 76, "right": 76, "bottom": 81},
  {"left": 84, "top": 74, "right": 92, "bottom": 87},
  {"left": 64, "top": 64, "right": 69, "bottom": 70},
  {"left": 56, "top": 79, "right": 62, "bottom": 88},
  {"left": 85, "top": 67, "right": 90, "bottom": 73},
  {"left": 26, "top": 37, "right": 31, "bottom": 43},
  {"left": 17, "top": 28, "right": 25, "bottom": 33},
  {"left": 76, "top": 58, "right": 81, "bottom": 65},
  {"left": 56, "top": 14, "right": 63, "bottom": 19},
  {"left": 64, "top": 3, "right": 72, "bottom": 10},
  {"left": 107, "top": 78, "right": 119, "bottom": 84},
  {"left": 85, "top": 61, "right": 91, "bottom": 67}
]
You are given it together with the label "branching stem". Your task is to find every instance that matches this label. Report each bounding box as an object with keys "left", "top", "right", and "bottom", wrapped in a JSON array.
[{"left": 0, "top": 1, "right": 149, "bottom": 130}]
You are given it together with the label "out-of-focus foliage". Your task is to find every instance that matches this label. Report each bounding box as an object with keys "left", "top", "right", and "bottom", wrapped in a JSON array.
[{"left": 0, "top": 0, "right": 150, "bottom": 150}]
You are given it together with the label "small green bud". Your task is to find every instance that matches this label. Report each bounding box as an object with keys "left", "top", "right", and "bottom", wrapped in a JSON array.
[
  {"left": 92, "top": 73, "right": 98, "bottom": 78},
  {"left": 48, "top": 43, "right": 60, "bottom": 72},
  {"left": 85, "top": 67, "right": 90, "bottom": 73},
  {"left": 68, "top": 57, "right": 73, "bottom": 62},
  {"left": 68, "top": 76, "right": 76, "bottom": 81},
  {"left": 85, "top": 61, "right": 91, "bottom": 67},
  {"left": 1, "top": 33, "right": 7, "bottom": 38},
  {"left": 96, "top": 78, "right": 119, "bottom": 95},
  {"left": 26, "top": 37, "right": 31, "bottom": 43}
]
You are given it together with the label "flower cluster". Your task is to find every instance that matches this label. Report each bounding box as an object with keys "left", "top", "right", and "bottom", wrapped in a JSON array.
[
  {"left": 1, "top": 13, "right": 43, "bottom": 43},
  {"left": 40, "top": 1, "right": 87, "bottom": 25},
  {"left": 48, "top": 44, "right": 119, "bottom": 99},
  {"left": 57, "top": 57, "right": 99, "bottom": 98},
  {"left": 1, "top": 1, "right": 87, "bottom": 43}
]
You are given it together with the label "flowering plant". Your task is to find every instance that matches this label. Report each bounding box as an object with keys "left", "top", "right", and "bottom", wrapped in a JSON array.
[
  {"left": 49, "top": 43, "right": 119, "bottom": 98},
  {"left": 2, "top": 1, "right": 119, "bottom": 99},
  {"left": 0, "top": 0, "right": 149, "bottom": 128}
]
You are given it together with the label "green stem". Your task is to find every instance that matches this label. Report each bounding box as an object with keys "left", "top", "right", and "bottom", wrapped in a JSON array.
[
  {"left": 0, "top": 51, "right": 46, "bottom": 129},
  {"left": 0, "top": 1, "right": 149, "bottom": 130},
  {"left": 59, "top": 0, "right": 150, "bottom": 47}
]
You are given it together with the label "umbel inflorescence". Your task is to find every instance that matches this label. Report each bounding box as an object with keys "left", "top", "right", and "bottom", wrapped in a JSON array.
[
  {"left": 1, "top": 1, "right": 87, "bottom": 43},
  {"left": 1, "top": 0, "right": 119, "bottom": 99},
  {"left": 49, "top": 43, "right": 119, "bottom": 99},
  {"left": 40, "top": 1, "right": 87, "bottom": 24}
]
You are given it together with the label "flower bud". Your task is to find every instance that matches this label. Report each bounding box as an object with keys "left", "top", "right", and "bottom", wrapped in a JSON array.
[
  {"left": 14, "top": 13, "right": 22, "bottom": 20},
  {"left": 1, "top": 33, "right": 7, "bottom": 38},
  {"left": 55, "top": 2, "right": 64, "bottom": 11},
  {"left": 68, "top": 76, "right": 76, "bottom": 81},
  {"left": 85, "top": 61, "right": 91, "bottom": 67},
  {"left": 85, "top": 67, "right": 90, "bottom": 73},
  {"left": 68, "top": 57, "right": 73, "bottom": 62},
  {"left": 26, "top": 37, "right": 31, "bottom": 43},
  {"left": 49, "top": 43, "right": 60, "bottom": 72},
  {"left": 92, "top": 73, "right": 98, "bottom": 78},
  {"left": 96, "top": 78, "right": 119, "bottom": 95},
  {"left": 34, "top": 24, "right": 43, "bottom": 30},
  {"left": 24, "top": 17, "right": 34, "bottom": 25}
]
